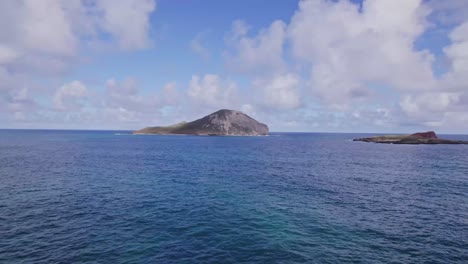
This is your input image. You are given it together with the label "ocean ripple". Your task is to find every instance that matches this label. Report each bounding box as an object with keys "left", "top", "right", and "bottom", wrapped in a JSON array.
[{"left": 0, "top": 130, "right": 467, "bottom": 263}]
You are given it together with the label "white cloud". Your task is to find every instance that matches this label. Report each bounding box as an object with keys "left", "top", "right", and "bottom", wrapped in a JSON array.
[
  {"left": 5, "top": 87, "right": 36, "bottom": 113},
  {"left": 398, "top": 21, "right": 468, "bottom": 127},
  {"left": 54, "top": 80, "right": 89, "bottom": 111},
  {"left": 2, "top": 0, "right": 468, "bottom": 132},
  {"left": 95, "top": 0, "right": 156, "bottom": 50},
  {"left": 352, "top": 108, "right": 393, "bottom": 127},
  {"left": 400, "top": 93, "right": 461, "bottom": 119},
  {"left": 240, "top": 104, "right": 256, "bottom": 116},
  {"left": 161, "top": 82, "right": 180, "bottom": 105},
  {"left": 20, "top": 0, "right": 77, "bottom": 56},
  {"left": 253, "top": 73, "right": 302, "bottom": 110},
  {"left": 106, "top": 78, "right": 139, "bottom": 96},
  {"left": 0, "top": 0, "right": 77, "bottom": 83},
  {"left": 26, "top": 78, "right": 178, "bottom": 128},
  {"left": 0, "top": 45, "right": 20, "bottom": 65},
  {"left": 221, "top": 0, "right": 440, "bottom": 120},
  {"left": 188, "top": 74, "right": 239, "bottom": 109},
  {"left": 0, "top": 0, "right": 157, "bottom": 88},
  {"left": 225, "top": 19, "right": 287, "bottom": 74},
  {"left": 0, "top": 0, "right": 157, "bottom": 126},
  {"left": 190, "top": 32, "right": 210, "bottom": 59},
  {"left": 440, "top": 22, "right": 468, "bottom": 91},
  {"left": 288, "top": 0, "right": 435, "bottom": 107},
  {"left": 221, "top": 0, "right": 468, "bottom": 130},
  {"left": 104, "top": 77, "right": 160, "bottom": 114}
]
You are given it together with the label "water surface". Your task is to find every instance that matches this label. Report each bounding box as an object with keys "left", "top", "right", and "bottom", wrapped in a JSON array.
[{"left": 1, "top": 130, "right": 467, "bottom": 263}]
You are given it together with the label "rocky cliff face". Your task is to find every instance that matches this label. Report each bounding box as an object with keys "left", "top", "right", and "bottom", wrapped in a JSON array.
[
  {"left": 409, "top": 131, "right": 437, "bottom": 139},
  {"left": 134, "top": 109, "right": 269, "bottom": 136}
]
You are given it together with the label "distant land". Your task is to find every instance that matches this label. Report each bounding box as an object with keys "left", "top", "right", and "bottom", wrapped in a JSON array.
[
  {"left": 353, "top": 131, "right": 468, "bottom": 144},
  {"left": 133, "top": 109, "right": 269, "bottom": 136}
]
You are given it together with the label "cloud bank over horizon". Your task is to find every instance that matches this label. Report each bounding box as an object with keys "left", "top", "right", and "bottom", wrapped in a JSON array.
[{"left": 1, "top": 0, "right": 468, "bottom": 133}]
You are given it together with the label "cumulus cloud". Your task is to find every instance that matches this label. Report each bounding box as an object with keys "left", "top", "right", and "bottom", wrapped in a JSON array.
[
  {"left": 401, "top": 92, "right": 461, "bottom": 120},
  {"left": 0, "top": 0, "right": 156, "bottom": 86},
  {"left": 46, "top": 78, "right": 176, "bottom": 128},
  {"left": 441, "top": 22, "right": 468, "bottom": 91},
  {"left": 161, "top": 82, "right": 180, "bottom": 105},
  {"left": 0, "top": 45, "right": 20, "bottom": 65},
  {"left": 253, "top": 73, "right": 302, "bottom": 110},
  {"left": 103, "top": 77, "right": 161, "bottom": 116},
  {"left": 0, "top": 0, "right": 156, "bottom": 60},
  {"left": 54, "top": 80, "right": 89, "bottom": 111},
  {"left": 351, "top": 108, "right": 394, "bottom": 127},
  {"left": 188, "top": 74, "right": 239, "bottom": 109},
  {"left": 14, "top": 0, "right": 77, "bottom": 56},
  {"left": 397, "top": 20, "right": 468, "bottom": 127},
  {"left": 225, "top": 19, "right": 287, "bottom": 74},
  {"left": 2, "top": 0, "right": 468, "bottom": 132},
  {"left": 0, "top": 0, "right": 76, "bottom": 81},
  {"left": 190, "top": 32, "right": 211, "bottom": 60},
  {"left": 106, "top": 78, "right": 139, "bottom": 96},
  {"left": 95, "top": 0, "right": 156, "bottom": 50},
  {"left": 221, "top": 0, "right": 468, "bottom": 131},
  {"left": 0, "top": 0, "right": 157, "bottom": 127},
  {"left": 289, "top": 0, "right": 436, "bottom": 106},
  {"left": 224, "top": 19, "right": 302, "bottom": 111},
  {"left": 223, "top": 0, "right": 436, "bottom": 111}
]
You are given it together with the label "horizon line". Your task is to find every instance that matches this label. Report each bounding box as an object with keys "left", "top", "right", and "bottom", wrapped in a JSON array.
[{"left": 0, "top": 128, "right": 466, "bottom": 136}]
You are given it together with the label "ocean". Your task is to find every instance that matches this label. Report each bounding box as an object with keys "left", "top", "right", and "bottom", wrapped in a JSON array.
[{"left": 0, "top": 130, "right": 467, "bottom": 263}]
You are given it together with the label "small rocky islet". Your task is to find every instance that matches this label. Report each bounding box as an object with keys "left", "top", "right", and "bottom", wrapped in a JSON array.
[
  {"left": 133, "top": 109, "right": 269, "bottom": 136},
  {"left": 353, "top": 131, "right": 468, "bottom": 144},
  {"left": 135, "top": 110, "right": 466, "bottom": 144}
]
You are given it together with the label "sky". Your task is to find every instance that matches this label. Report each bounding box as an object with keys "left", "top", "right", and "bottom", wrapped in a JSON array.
[{"left": 1, "top": 0, "right": 468, "bottom": 133}]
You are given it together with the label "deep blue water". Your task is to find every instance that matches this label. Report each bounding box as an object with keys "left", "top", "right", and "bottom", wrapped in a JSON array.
[{"left": 0, "top": 130, "right": 467, "bottom": 263}]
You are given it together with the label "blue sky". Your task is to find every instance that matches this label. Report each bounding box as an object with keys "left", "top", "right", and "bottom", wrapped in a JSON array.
[
  {"left": 72, "top": 1, "right": 300, "bottom": 89},
  {"left": 1, "top": 0, "right": 468, "bottom": 133}
]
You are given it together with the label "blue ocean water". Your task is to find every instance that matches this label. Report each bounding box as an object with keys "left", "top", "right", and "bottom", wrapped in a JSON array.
[{"left": 0, "top": 130, "right": 467, "bottom": 263}]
